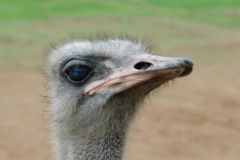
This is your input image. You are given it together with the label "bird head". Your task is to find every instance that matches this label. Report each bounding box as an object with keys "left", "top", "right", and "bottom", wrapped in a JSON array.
[{"left": 46, "top": 38, "right": 193, "bottom": 125}]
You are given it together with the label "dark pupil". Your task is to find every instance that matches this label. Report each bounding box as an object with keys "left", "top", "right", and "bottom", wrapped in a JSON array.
[{"left": 66, "top": 65, "right": 91, "bottom": 82}]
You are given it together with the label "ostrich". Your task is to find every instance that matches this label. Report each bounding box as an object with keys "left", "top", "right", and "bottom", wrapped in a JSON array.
[{"left": 45, "top": 37, "right": 193, "bottom": 160}]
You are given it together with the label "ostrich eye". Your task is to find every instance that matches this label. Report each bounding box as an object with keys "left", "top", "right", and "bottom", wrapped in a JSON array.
[
  {"left": 63, "top": 58, "right": 94, "bottom": 83},
  {"left": 66, "top": 65, "right": 91, "bottom": 82}
]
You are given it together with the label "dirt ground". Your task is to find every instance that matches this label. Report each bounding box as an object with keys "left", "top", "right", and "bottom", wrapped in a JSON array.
[{"left": 0, "top": 58, "right": 239, "bottom": 160}]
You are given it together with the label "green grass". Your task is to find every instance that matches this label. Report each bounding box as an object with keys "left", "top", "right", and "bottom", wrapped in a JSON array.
[
  {"left": 0, "top": 0, "right": 240, "bottom": 69},
  {"left": 1, "top": 0, "right": 240, "bottom": 26},
  {"left": 147, "top": 0, "right": 240, "bottom": 9}
]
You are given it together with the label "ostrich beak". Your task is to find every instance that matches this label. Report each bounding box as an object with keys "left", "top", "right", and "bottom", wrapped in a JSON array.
[{"left": 84, "top": 55, "right": 193, "bottom": 95}]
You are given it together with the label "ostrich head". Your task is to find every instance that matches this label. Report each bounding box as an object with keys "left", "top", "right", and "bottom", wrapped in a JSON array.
[{"left": 46, "top": 37, "right": 193, "bottom": 160}]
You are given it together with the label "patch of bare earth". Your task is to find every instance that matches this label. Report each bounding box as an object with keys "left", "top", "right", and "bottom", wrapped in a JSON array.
[
  {"left": 125, "top": 63, "right": 240, "bottom": 160},
  {"left": 0, "top": 70, "right": 51, "bottom": 160}
]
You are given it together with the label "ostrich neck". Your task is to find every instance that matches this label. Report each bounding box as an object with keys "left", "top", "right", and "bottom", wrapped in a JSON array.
[
  {"left": 52, "top": 107, "right": 134, "bottom": 160},
  {"left": 55, "top": 129, "right": 126, "bottom": 160}
]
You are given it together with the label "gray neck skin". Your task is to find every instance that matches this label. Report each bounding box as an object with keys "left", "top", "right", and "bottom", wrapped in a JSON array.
[
  {"left": 52, "top": 103, "right": 137, "bottom": 160},
  {"left": 66, "top": 126, "right": 126, "bottom": 160}
]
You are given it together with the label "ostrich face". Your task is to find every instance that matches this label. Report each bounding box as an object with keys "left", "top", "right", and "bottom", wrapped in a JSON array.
[{"left": 46, "top": 39, "right": 193, "bottom": 123}]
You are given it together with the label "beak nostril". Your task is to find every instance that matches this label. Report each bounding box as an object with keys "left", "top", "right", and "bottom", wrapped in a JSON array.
[{"left": 134, "top": 62, "right": 152, "bottom": 70}]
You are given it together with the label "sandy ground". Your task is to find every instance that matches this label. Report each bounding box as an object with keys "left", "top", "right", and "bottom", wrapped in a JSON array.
[{"left": 0, "top": 60, "right": 239, "bottom": 160}]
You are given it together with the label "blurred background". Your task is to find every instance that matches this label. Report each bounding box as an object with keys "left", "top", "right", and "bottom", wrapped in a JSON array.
[{"left": 0, "top": 0, "right": 240, "bottom": 160}]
